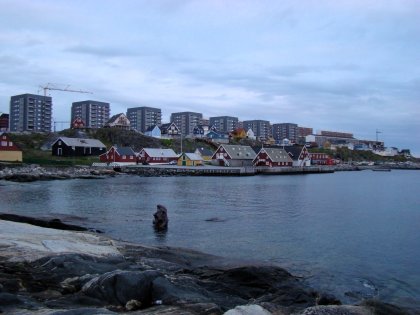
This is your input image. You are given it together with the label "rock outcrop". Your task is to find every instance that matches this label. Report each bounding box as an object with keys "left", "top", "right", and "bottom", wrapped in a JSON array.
[{"left": 153, "top": 204, "right": 168, "bottom": 231}]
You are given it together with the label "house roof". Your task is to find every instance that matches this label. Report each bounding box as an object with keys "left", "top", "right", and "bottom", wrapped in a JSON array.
[
  {"left": 145, "top": 125, "right": 160, "bottom": 132},
  {"left": 115, "top": 146, "right": 136, "bottom": 156},
  {"left": 219, "top": 144, "right": 255, "bottom": 160},
  {"left": 257, "top": 148, "right": 293, "bottom": 163},
  {"left": 106, "top": 113, "right": 130, "bottom": 127},
  {"left": 195, "top": 147, "right": 213, "bottom": 156},
  {"left": 160, "top": 122, "right": 179, "bottom": 133},
  {"left": 54, "top": 137, "right": 106, "bottom": 148},
  {"left": 142, "top": 148, "right": 178, "bottom": 158},
  {"left": 283, "top": 146, "right": 306, "bottom": 160},
  {"left": 184, "top": 153, "right": 203, "bottom": 161}
]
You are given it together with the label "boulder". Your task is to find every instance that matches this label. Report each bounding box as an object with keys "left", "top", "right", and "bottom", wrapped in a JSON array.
[
  {"left": 153, "top": 204, "right": 169, "bottom": 231},
  {"left": 223, "top": 304, "right": 273, "bottom": 315},
  {"left": 82, "top": 270, "right": 163, "bottom": 307}
]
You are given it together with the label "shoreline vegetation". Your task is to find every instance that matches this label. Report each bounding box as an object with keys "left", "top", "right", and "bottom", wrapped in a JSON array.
[
  {"left": 1, "top": 162, "right": 419, "bottom": 182},
  {"left": 0, "top": 214, "right": 416, "bottom": 315}
]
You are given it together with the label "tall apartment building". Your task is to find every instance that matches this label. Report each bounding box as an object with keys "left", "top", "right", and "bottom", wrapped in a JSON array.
[
  {"left": 9, "top": 94, "right": 52, "bottom": 132},
  {"left": 126, "top": 106, "right": 161, "bottom": 133},
  {"left": 170, "top": 111, "right": 203, "bottom": 136},
  {"left": 209, "top": 116, "right": 238, "bottom": 133},
  {"left": 242, "top": 120, "right": 271, "bottom": 140},
  {"left": 272, "top": 123, "right": 298, "bottom": 143},
  {"left": 71, "top": 100, "right": 110, "bottom": 129}
]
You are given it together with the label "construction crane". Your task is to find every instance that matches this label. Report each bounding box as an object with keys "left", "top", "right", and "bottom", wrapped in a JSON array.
[
  {"left": 38, "top": 83, "right": 93, "bottom": 132},
  {"left": 39, "top": 83, "right": 93, "bottom": 97},
  {"left": 376, "top": 129, "right": 382, "bottom": 142}
]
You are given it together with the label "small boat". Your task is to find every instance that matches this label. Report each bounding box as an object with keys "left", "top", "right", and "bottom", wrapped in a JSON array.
[{"left": 372, "top": 168, "right": 391, "bottom": 172}]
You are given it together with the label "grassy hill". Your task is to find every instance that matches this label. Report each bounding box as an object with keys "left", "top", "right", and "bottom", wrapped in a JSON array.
[{"left": 7, "top": 129, "right": 217, "bottom": 166}]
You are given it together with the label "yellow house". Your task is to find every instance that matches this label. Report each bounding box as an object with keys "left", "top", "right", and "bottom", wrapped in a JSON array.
[
  {"left": 177, "top": 153, "right": 204, "bottom": 166},
  {"left": 0, "top": 133, "right": 23, "bottom": 162},
  {"left": 194, "top": 147, "right": 214, "bottom": 161}
]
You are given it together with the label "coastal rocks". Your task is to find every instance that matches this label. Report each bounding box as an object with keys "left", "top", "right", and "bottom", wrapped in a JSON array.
[
  {"left": 0, "top": 218, "right": 415, "bottom": 315},
  {"left": 153, "top": 204, "right": 168, "bottom": 231},
  {"left": 0, "top": 165, "right": 115, "bottom": 182}
]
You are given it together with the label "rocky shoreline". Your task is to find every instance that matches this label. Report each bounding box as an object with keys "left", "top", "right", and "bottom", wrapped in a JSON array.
[
  {"left": 0, "top": 215, "right": 416, "bottom": 315},
  {"left": 0, "top": 165, "right": 118, "bottom": 182},
  {"left": 1, "top": 163, "right": 419, "bottom": 182}
]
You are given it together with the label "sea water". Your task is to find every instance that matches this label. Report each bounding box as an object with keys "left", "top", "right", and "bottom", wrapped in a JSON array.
[{"left": 2, "top": 169, "right": 419, "bottom": 309}]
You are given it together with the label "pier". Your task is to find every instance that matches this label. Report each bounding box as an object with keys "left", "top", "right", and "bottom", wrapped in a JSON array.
[{"left": 118, "top": 165, "right": 335, "bottom": 176}]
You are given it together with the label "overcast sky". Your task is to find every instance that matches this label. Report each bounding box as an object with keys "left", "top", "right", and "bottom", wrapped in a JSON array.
[{"left": 1, "top": 0, "right": 419, "bottom": 156}]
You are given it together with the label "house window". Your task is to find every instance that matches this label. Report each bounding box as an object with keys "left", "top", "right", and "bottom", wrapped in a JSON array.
[
  {"left": 58, "top": 141, "right": 62, "bottom": 145},
  {"left": 9, "top": 142, "right": 13, "bottom": 146},
  {"left": 1, "top": 141, "right": 6, "bottom": 146},
  {"left": 123, "top": 155, "right": 126, "bottom": 159}
]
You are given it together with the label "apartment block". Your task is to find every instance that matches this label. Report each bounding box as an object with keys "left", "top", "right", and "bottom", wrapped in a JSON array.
[
  {"left": 272, "top": 123, "right": 298, "bottom": 143},
  {"left": 297, "top": 126, "right": 313, "bottom": 137},
  {"left": 126, "top": 106, "right": 161, "bottom": 133},
  {"left": 170, "top": 111, "right": 203, "bottom": 136},
  {"left": 71, "top": 100, "right": 110, "bottom": 129},
  {"left": 242, "top": 120, "right": 271, "bottom": 140},
  {"left": 209, "top": 116, "right": 238, "bottom": 133},
  {"left": 9, "top": 94, "right": 52, "bottom": 132}
]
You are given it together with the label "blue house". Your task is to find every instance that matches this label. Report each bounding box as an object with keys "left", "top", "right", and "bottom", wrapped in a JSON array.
[
  {"left": 206, "top": 131, "right": 229, "bottom": 143},
  {"left": 144, "top": 125, "right": 161, "bottom": 139}
]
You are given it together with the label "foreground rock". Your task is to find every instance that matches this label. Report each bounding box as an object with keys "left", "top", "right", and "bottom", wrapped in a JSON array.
[{"left": 0, "top": 218, "right": 415, "bottom": 315}]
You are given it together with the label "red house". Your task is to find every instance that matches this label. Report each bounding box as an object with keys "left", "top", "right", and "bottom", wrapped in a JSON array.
[
  {"left": 310, "top": 152, "right": 335, "bottom": 165},
  {"left": 137, "top": 148, "right": 178, "bottom": 165},
  {"left": 253, "top": 147, "right": 293, "bottom": 167},
  {"left": 99, "top": 146, "right": 137, "bottom": 165},
  {"left": 0, "top": 133, "right": 22, "bottom": 162}
]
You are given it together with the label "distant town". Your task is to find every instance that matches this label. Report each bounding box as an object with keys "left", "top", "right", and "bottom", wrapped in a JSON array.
[{"left": 0, "top": 92, "right": 415, "bottom": 168}]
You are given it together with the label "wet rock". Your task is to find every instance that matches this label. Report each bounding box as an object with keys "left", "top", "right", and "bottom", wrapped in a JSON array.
[
  {"left": 316, "top": 293, "right": 342, "bottom": 305},
  {"left": 82, "top": 270, "right": 163, "bottom": 307},
  {"left": 151, "top": 275, "right": 216, "bottom": 306},
  {"left": 0, "top": 213, "right": 89, "bottom": 231},
  {"left": 153, "top": 204, "right": 169, "bottom": 231},
  {"left": 359, "top": 299, "right": 412, "bottom": 315},
  {"left": 0, "top": 292, "right": 26, "bottom": 307}
]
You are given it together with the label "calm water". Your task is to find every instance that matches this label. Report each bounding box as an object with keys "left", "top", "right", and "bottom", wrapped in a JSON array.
[{"left": 1, "top": 170, "right": 419, "bottom": 309}]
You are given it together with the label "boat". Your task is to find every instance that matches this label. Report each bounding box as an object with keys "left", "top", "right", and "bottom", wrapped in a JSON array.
[{"left": 372, "top": 168, "right": 391, "bottom": 172}]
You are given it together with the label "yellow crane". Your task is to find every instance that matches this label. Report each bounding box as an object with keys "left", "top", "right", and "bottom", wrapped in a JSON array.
[{"left": 38, "top": 83, "right": 93, "bottom": 131}]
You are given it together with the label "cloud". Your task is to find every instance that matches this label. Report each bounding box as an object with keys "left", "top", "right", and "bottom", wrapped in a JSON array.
[{"left": 64, "top": 44, "right": 143, "bottom": 58}]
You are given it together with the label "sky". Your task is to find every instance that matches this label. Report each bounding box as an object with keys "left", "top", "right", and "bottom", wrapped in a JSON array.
[{"left": 0, "top": 0, "right": 419, "bottom": 156}]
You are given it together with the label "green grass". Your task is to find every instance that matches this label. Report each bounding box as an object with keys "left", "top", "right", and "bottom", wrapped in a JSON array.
[{"left": 22, "top": 149, "right": 99, "bottom": 166}]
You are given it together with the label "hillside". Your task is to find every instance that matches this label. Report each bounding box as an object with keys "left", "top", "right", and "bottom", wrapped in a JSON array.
[{"left": 7, "top": 129, "right": 217, "bottom": 166}]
